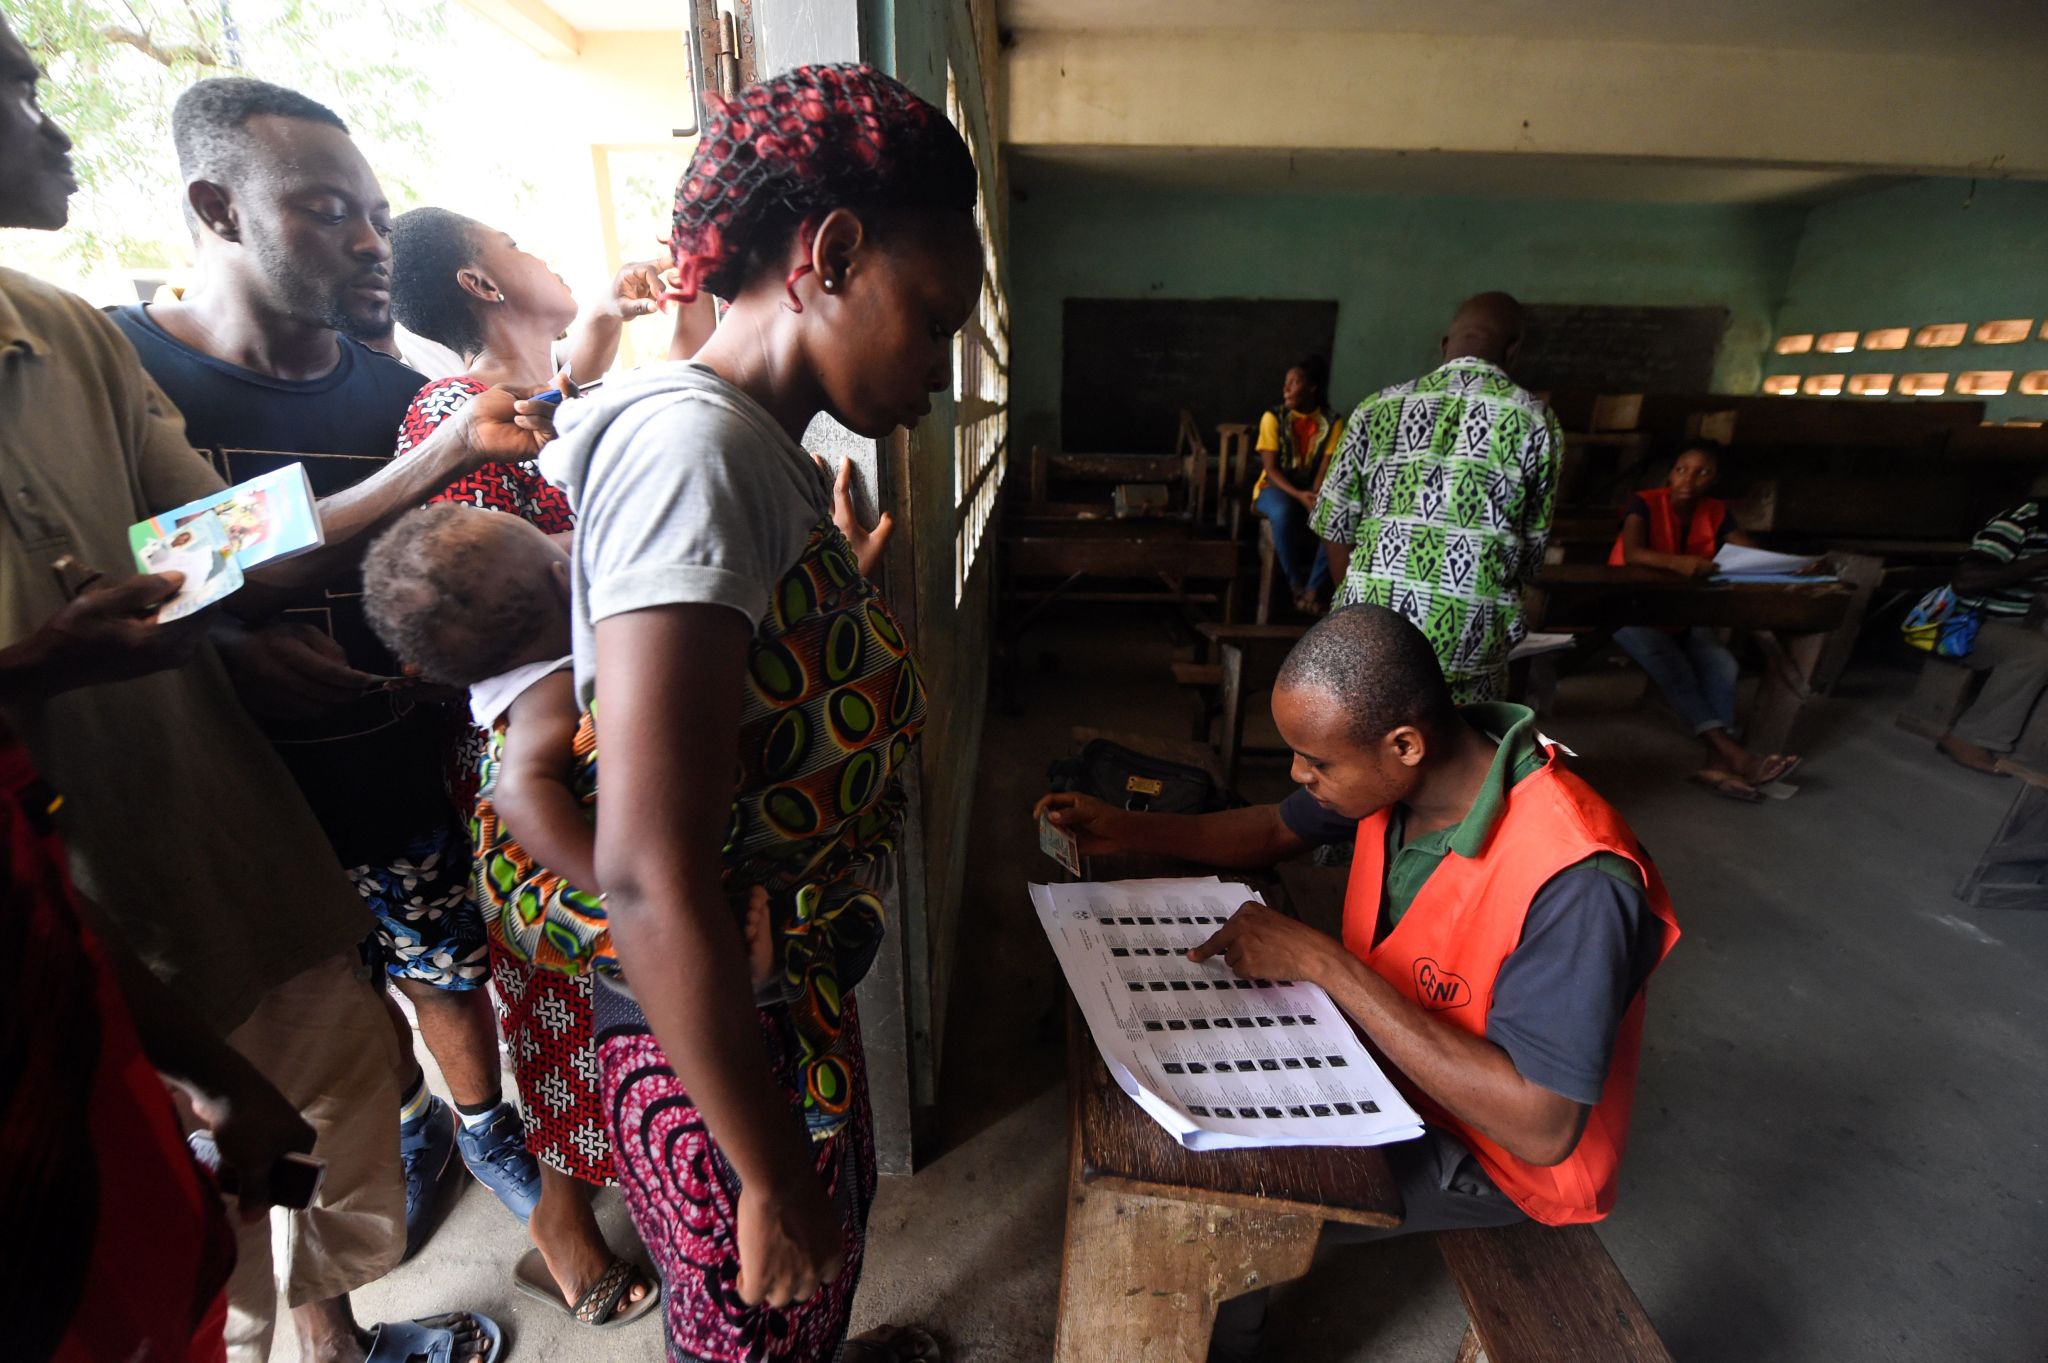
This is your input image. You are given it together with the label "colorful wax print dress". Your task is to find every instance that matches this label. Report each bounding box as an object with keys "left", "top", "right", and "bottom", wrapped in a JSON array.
[{"left": 595, "top": 517, "right": 925, "bottom": 1363}]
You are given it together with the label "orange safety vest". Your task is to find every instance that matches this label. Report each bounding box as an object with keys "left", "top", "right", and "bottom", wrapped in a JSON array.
[
  {"left": 1608, "top": 486, "right": 1726, "bottom": 566},
  {"left": 1342, "top": 750, "right": 1680, "bottom": 1225}
]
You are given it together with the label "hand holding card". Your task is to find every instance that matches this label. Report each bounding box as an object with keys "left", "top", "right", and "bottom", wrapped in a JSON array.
[
  {"left": 131, "top": 512, "right": 242, "bottom": 623},
  {"left": 1039, "top": 808, "right": 1082, "bottom": 876}
]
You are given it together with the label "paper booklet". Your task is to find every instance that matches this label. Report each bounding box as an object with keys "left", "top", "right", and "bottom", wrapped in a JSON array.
[
  {"left": 1033, "top": 876, "right": 1423, "bottom": 1152},
  {"left": 131, "top": 510, "right": 243, "bottom": 622},
  {"left": 133, "top": 464, "right": 325, "bottom": 574},
  {"left": 1712, "top": 543, "right": 1820, "bottom": 577}
]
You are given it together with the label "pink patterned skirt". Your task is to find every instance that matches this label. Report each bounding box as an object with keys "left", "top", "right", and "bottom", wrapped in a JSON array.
[{"left": 594, "top": 984, "right": 875, "bottom": 1363}]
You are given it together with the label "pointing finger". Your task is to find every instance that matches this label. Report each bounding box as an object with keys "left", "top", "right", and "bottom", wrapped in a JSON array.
[{"left": 1187, "top": 923, "right": 1231, "bottom": 963}]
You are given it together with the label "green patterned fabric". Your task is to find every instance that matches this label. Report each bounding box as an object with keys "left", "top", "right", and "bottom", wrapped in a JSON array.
[
  {"left": 725, "top": 517, "right": 926, "bottom": 1140},
  {"left": 1310, "top": 358, "right": 1561, "bottom": 699}
]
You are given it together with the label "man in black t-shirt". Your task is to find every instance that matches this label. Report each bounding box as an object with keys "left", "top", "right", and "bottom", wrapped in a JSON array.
[{"left": 110, "top": 76, "right": 540, "bottom": 1321}]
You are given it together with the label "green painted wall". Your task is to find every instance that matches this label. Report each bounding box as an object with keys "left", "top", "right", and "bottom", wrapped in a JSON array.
[
  {"left": 1008, "top": 184, "right": 1805, "bottom": 451},
  {"left": 1768, "top": 177, "right": 2048, "bottom": 424},
  {"left": 863, "top": 0, "right": 1003, "bottom": 1108}
]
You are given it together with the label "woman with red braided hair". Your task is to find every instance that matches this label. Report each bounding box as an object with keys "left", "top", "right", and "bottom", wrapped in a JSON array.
[{"left": 537, "top": 63, "right": 979, "bottom": 1363}]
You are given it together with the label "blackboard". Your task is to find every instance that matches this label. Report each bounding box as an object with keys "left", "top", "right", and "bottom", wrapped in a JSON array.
[
  {"left": 1061, "top": 298, "right": 1340, "bottom": 454},
  {"left": 1514, "top": 304, "right": 1728, "bottom": 393}
]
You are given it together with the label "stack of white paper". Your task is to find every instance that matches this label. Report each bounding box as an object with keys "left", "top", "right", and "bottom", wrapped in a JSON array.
[
  {"left": 1712, "top": 543, "right": 1821, "bottom": 576},
  {"left": 1509, "top": 632, "right": 1576, "bottom": 660},
  {"left": 1032, "top": 876, "right": 1424, "bottom": 1151}
]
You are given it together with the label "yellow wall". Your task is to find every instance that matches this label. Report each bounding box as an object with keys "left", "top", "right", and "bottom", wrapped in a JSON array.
[
  {"left": 449, "top": 26, "right": 701, "bottom": 369},
  {"left": 1008, "top": 29, "right": 2048, "bottom": 178}
]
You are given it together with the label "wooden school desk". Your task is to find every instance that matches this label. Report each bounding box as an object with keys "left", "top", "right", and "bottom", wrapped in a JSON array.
[
  {"left": 1052, "top": 843, "right": 1404, "bottom": 1362},
  {"left": 1531, "top": 564, "right": 1860, "bottom": 754}
]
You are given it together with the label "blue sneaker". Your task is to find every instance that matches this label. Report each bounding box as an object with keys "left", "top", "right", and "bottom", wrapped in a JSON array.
[
  {"left": 455, "top": 1102, "right": 541, "bottom": 1222},
  {"left": 399, "top": 1095, "right": 457, "bottom": 1260}
]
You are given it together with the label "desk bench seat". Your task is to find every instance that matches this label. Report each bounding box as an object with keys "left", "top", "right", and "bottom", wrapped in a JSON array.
[{"left": 1439, "top": 1222, "right": 1674, "bottom": 1363}]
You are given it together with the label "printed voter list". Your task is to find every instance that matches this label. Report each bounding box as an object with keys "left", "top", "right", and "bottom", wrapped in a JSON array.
[{"left": 1033, "top": 876, "right": 1421, "bottom": 1151}]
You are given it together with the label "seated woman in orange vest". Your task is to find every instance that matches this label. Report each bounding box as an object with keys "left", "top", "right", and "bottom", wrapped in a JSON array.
[
  {"left": 1251, "top": 355, "right": 1345, "bottom": 614},
  {"left": 1035, "top": 604, "right": 1678, "bottom": 1363},
  {"left": 1611, "top": 441, "right": 1799, "bottom": 801}
]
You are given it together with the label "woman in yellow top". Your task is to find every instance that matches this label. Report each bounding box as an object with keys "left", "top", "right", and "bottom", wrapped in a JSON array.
[{"left": 1252, "top": 355, "right": 1346, "bottom": 612}]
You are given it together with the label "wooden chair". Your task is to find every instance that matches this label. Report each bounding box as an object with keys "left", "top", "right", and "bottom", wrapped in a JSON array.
[
  {"left": 1253, "top": 519, "right": 1290, "bottom": 625},
  {"left": 1957, "top": 757, "right": 2048, "bottom": 909},
  {"left": 1437, "top": 1222, "right": 1675, "bottom": 1363},
  {"left": 1175, "top": 409, "right": 1210, "bottom": 527},
  {"left": 1588, "top": 393, "right": 1643, "bottom": 433},
  {"left": 1212, "top": 422, "right": 1255, "bottom": 538},
  {"left": 1198, "top": 622, "right": 1307, "bottom": 786}
]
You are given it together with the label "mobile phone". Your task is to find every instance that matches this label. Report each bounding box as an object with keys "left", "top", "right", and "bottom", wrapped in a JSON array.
[
  {"left": 50, "top": 555, "right": 103, "bottom": 600},
  {"left": 187, "top": 1133, "right": 327, "bottom": 1210},
  {"left": 268, "top": 1152, "right": 328, "bottom": 1210}
]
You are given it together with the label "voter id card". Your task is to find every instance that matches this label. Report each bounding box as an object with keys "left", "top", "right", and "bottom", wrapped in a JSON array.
[{"left": 1038, "top": 809, "right": 1082, "bottom": 876}]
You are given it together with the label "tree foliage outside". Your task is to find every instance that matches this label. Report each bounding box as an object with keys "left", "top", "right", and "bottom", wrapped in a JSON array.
[{"left": 3, "top": 0, "right": 448, "bottom": 286}]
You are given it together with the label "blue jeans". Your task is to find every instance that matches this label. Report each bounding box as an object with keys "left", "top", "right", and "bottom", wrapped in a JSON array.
[
  {"left": 1613, "top": 625, "right": 1739, "bottom": 736},
  {"left": 1254, "top": 484, "right": 1330, "bottom": 595}
]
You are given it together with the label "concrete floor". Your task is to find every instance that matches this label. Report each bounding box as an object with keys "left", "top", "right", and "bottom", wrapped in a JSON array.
[{"left": 321, "top": 608, "right": 2048, "bottom": 1363}]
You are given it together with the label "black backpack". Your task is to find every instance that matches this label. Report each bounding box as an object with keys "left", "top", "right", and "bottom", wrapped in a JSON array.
[{"left": 1046, "top": 739, "right": 1244, "bottom": 815}]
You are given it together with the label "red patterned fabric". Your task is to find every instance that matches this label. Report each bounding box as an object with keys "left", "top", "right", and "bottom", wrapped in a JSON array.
[
  {"left": 2, "top": 735, "right": 235, "bottom": 1363},
  {"left": 666, "top": 63, "right": 974, "bottom": 307},
  {"left": 398, "top": 377, "right": 575, "bottom": 535},
  {"left": 490, "top": 951, "right": 613, "bottom": 1185}
]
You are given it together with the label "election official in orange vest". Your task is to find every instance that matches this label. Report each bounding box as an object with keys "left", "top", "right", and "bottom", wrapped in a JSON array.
[{"left": 1034, "top": 605, "right": 1679, "bottom": 1363}]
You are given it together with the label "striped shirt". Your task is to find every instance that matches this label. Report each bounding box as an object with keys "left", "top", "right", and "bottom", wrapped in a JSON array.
[{"left": 1959, "top": 501, "right": 2048, "bottom": 617}]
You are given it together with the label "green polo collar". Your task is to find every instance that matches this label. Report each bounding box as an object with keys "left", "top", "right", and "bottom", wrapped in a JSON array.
[{"left": 1436, "top": 701, "right": 1546, "bottom": 859}]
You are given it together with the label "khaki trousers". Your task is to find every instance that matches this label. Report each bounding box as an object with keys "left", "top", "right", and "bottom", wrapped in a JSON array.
[
  {"left": 218, "top": 952, "right": 406, "bottom": 1362},
  {"left": 1954, "top": 617, "right": 2048, "bottom": 753}
]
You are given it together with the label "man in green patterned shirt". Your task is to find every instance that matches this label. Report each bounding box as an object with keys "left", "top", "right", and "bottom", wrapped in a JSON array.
[{"left": 1311, "top": 294, "right": 1561, "bottom": 701}]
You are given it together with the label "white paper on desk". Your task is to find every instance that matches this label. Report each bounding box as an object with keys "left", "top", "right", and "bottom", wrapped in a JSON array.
[
  {"left": 1032, "top": 877, "right": 1423, "bottom": 1152},
  {"left": 1508, "top": 632, "right": 1575, "bottom": 660},
  {"left": 1713, "top": 543, "right": 1820, "bottom": 575}
]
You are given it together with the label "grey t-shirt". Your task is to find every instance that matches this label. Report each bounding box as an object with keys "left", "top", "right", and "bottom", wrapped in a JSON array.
[
  {"left": 539, "top": 362, "right": 831, "bottom": 707},
  {"left": 1279, "top": 787, "right": 1655, "bottom": 1107}
]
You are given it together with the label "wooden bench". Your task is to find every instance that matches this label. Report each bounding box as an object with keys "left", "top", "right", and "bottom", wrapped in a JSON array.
[
  {"left": 1193, "top": 623, "right": 1308, "bottom": 785},
  {"left": 1438, "top": 1222, "right": 1674, "bottom": 1363},
  {"left": 1170, "top": 659, "right": 1228, "bottom": 740},
  {"left": 1053, "top": 794, "right": 1404, "bottom": 1362}
]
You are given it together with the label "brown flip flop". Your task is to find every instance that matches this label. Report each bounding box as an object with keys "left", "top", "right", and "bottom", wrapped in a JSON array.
[
  {"left": 1752, "top": 754, "right": 1802, "bottom": 785},
  {"left": 1691, "top": 769, "right": 1763, "bottom": 803},
  {"left": 511, "top": 1247, "right": 659, "bottom": 1329}
]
